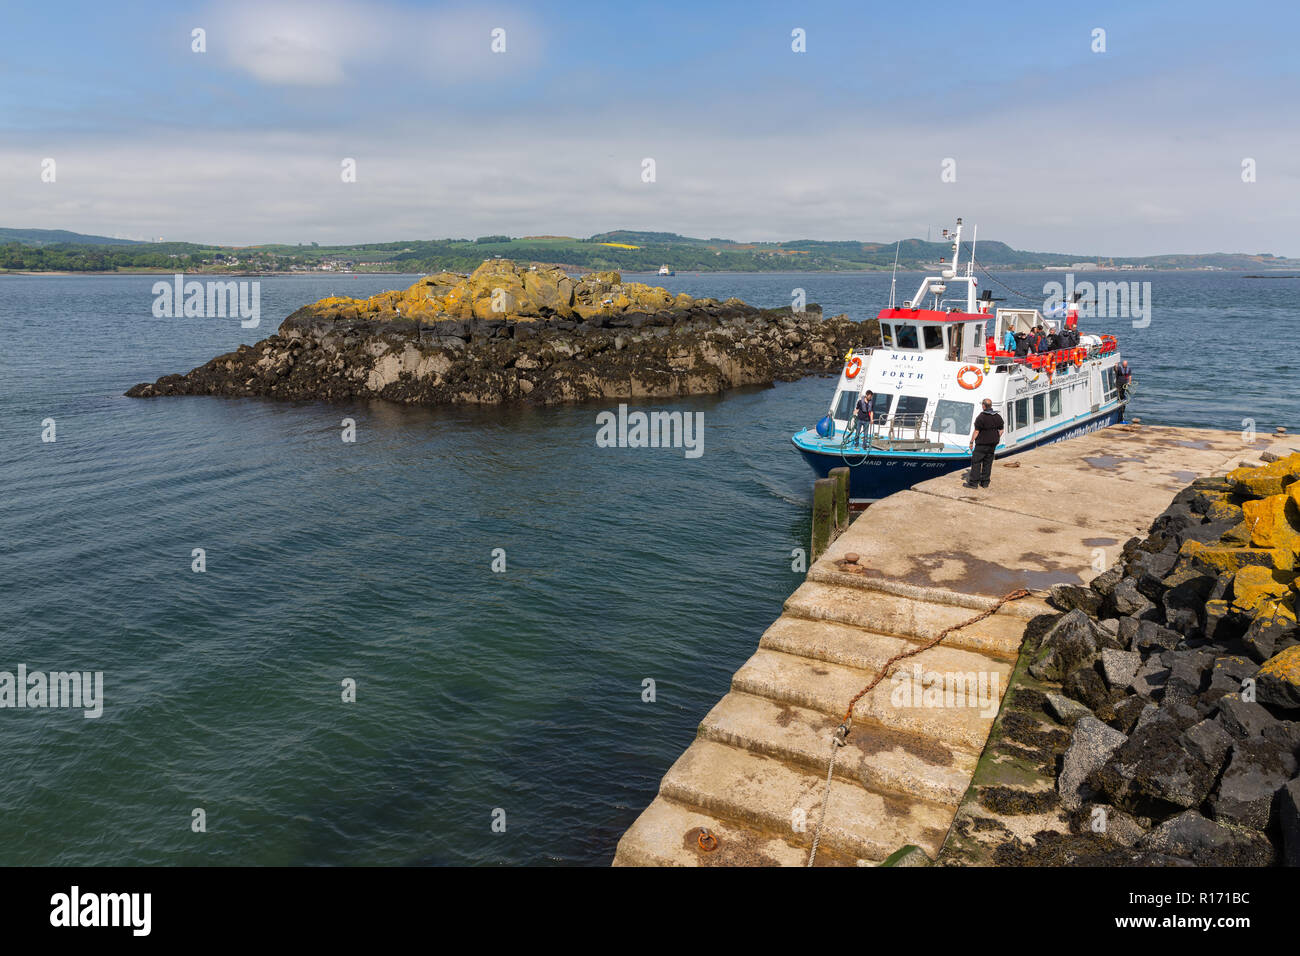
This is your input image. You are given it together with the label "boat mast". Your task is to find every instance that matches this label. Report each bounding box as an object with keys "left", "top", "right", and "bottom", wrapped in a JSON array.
[{"left": 888, "top": 240, "right": 900, "bottom": 308}]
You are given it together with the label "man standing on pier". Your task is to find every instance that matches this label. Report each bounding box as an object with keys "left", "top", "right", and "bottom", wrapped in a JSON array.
[{"left": 967, "top": 398, "right": 1004, "bottom": 489}]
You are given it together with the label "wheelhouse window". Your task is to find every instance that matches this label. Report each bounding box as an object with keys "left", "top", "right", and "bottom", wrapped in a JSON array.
[
  {"left": 833, "top": 390, "right": 856, "bottom": 420},
  {"left": 870, "top": 393, "right": 893, "bottom": 416},
  {"left": 922, "top": 325, "right": 944, "bottom": 350},
  {"left": 895, "top": 324, "right": 919, "bottom": 350},
  {"left": 895, "top": 395, "right": 928, "bottom": 418},
  {"left": 933, "top": 399, "right": 974, "bottom": 436},
  {"left": 879, "top": 322, "right": 894, "bottom": 347}
]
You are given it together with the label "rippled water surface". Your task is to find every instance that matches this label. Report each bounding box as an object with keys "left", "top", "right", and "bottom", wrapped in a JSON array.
[{"left": 0, "top": 270, "right": 1293, "bottom": 864}]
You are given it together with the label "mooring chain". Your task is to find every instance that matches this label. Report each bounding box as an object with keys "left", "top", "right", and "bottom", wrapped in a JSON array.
[{"left": 805, "top": 587, "right": 1032, "bottom": 867}]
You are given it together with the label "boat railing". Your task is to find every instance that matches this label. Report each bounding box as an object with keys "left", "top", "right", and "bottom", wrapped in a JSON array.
[{"left": 887, "top": 413, "right": 929, "bottom": 443}]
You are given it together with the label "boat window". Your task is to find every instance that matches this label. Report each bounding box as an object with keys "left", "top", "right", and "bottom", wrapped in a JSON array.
[
  {"left": 1032, "top": 393, "right": 1046, "bottom": 421},
  {"left": 922, "top": 325, "right": 944, "bottom": 350},
  {"left": 895, "top": 324, "right": 919, "bottom": 349},
  {"left": 879, "top": 322, "right": 894, "bottom": 347},
  {"left": 1104, "top": 366, "right": 1117, "bottom": 400},
  {"left": 1049, "top": 389, "right": 1061, "bottom": 417},
  {"left": 1014, "top": 397, "right": 1030, "bottom": 431},
  {"left": 945, "top": 327, "right": 961, "bottom": 361},
  {"left": 871, "top": 393, "right": 893, "bottom": 416},
  {"left": 833, "top": 391, "right": 856, "bottom": 420},
  {"left": 896, "top": 395, "right": 928, "bottom": 417},
  {"left": 933, "top": 399, "right": 974, "bottom": 435}
]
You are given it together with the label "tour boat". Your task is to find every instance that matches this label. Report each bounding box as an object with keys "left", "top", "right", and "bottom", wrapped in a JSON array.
[
  {"left": 658, "top": 265, "right": 675, "bottom": 276},
  {"left": 791, "top": 218, "right": 1128, "bottom": 504}
]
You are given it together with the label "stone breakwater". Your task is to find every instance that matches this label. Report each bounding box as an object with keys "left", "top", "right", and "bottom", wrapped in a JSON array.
[
  {"left": 125, "top": 260, "right": 867, "bottom": 406},
  {"left": 941, "top": 452, "right": 1300, "bottom": 866}
]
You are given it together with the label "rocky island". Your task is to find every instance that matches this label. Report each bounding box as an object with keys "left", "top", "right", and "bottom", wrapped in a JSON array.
[{"left": 126, "top": 261, "right": 867, "bottom": 406}]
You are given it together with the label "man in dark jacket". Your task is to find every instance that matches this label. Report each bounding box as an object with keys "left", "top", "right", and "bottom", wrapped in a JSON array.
[
  {"left": 847, "top": 389, "right": 875, "bottom": 446},
  {"left": 967, "top": 398, "right": 1004, "bottom": 489}
]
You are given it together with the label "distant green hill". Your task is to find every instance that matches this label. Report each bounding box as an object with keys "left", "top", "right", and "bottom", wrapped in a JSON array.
[
  {"left": 0, "top": 228, "right": 142, "bottom": 247},
  {"left": 2, "top": 226, "right": 1297, "bottom": 274}
]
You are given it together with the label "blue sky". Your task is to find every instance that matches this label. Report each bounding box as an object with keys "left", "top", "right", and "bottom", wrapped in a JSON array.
[{"left": 3, "top": 0, "right": 1298, "bottom": 254}]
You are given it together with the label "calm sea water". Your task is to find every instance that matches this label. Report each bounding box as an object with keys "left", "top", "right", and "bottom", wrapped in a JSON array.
[{"left": 0, "top": 270, "right": 1294, "bottom": 865}]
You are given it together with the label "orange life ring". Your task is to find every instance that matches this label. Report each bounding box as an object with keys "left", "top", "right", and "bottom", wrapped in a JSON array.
[
  {"left": 845, "top": 356, "right": 862, "bottom": 379},
  {"left": 957, "top": 365, "right": 983, "bottom": 390}
]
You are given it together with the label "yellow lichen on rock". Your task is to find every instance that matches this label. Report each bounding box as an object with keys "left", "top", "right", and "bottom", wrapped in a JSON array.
[
  {"left": 1230, "top": 565, "right": 1296, "bottom": 614},
  {"left": 1180, "top": 539, "right": 1295, "bottom": 574},
  {"left": 1242, "top": 492, "right": 1300, "bottom": 551},
  {"left": 1227, "top": 453, "right": 1300, "bottom": 498},
  {"left": 300, "top": 260, "right": 699, "bottom": 325}
]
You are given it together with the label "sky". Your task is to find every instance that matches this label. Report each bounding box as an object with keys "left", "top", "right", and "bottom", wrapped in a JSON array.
[{"left": 2, "top": 0, "right": 1298, "bottom": 256}]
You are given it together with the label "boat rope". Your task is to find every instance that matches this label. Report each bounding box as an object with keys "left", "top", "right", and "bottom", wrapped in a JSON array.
[
  {"left": 969, "top": 253, "right": 1038, "bottom": 301},
  {"left": 805, "top": 586, "right": 1033, "bottom": 867}
]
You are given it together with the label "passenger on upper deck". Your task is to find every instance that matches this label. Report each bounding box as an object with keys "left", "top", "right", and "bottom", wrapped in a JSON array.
[{"left": 1002, "top": 327, "right": 1017, "bottom": 352}]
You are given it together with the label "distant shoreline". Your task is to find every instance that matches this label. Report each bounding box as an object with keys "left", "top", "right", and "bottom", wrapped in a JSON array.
[{"left": 3, "top": 267, "right": 1295, "bottom": 278}]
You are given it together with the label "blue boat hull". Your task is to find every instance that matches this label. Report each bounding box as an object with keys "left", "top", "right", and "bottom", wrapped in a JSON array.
[{"left": 793, "top": 406, "right": 1124, "bottom": 502}]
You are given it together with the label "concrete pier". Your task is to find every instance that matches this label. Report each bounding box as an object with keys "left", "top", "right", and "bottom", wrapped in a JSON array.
[{"left": 613, "top": 424, "right": 1288, "bottom": 866}]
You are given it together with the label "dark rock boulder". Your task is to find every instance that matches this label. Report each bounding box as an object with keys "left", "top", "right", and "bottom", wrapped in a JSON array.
[
  {"left": 1130, "top": 656, "right": 1171, "bottom": 702},
  {"left": 1059, "top": 716, "right": 1127, "bottom": 812},
  {"left": 1256, "top": 646, "right": 1300, "bottom": 709},
  {"left": 1216, "top": 695, "right": 1282, "bottom": 740},
  {"left": 1241, "top": 614, "right": 1300, "bottom": 664},
  {"left": 1063, "top": 665, "right": 1112, "bottom": 713},
  {"left": 1182, "top": 719, "right": 1234, "bottom": 776},
  {"left": 1134, "top": 620, "right": 1182, "bottom": 654},
  {"left": 1092, "top": 712, "right": 1215, "bottom": 815},
  {"left": 1089, "top": 566, "right": 1123, "bottom": 599},
  {"left": 1210, "top": 737, "right": 1298, "bottom": 830},
  {"left": 1278, "top": 778, "right": 1300, "bottom": 867},
  {"left": 1112, "top": 577, "right": 1158, "bottom": 620},
  {"left": 1107, "top": 696, "right": 1148, "bottom": 734},
  {"left": 1159, "top": 567, "right": 1217, "bottom": 638},
  {"left": 1044, "top": 692, "right": 1094, "bottom": 727},
  {"left": 1136, "top": 810, "right": 1275, "bottom": 865},
  {"left": 1028, "top": 609, "right": 1108, "bottom": 682},
  {"left": 1100, "top": 648, "right": 1142, "bottom": 691},
  {"left": 1048, "top": 583, "right": 1103, "bottom": 617}
]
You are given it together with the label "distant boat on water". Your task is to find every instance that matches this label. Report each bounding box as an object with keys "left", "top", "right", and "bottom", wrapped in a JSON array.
[{"left": 658, "top": 265, "right": 674, "bottom": 276}]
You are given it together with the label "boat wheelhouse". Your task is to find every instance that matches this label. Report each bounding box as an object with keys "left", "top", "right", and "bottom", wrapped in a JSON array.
[{"left": 792, "top": 218, "right": 1128, "bottom": 503}]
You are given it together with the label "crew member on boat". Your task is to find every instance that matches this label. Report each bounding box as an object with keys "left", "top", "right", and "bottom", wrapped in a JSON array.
[
  {"left": 1116, "top": 360, "right": 1133, "bottom": 402},
  {"left": 848, "top": 389, "right": 875, "bottom": 446}
]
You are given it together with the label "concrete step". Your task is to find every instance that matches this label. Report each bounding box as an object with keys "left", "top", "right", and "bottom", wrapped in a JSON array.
[
  {"left": 611, "top": 795, "right": 860, "bottom": 867},
  {"left": 807, "top": 563, "right": 1053, "bottom": 621},
  {"left": 784, "top": 579, "right": 1030, "bottom": 661},
  {"left": 698, "top": 691, "right": 978, "bottom": 807},
  {"left": 759, "top": 614, "right": 1012, "bottom": 684},
  {"left": 731, "top": 647, "right": 1004, "bottom": 752},
  {"left": 657, "top": 739, "right": 955, "bottom": 861}
]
